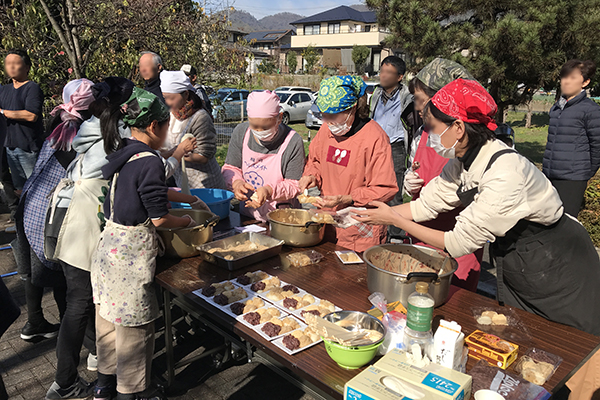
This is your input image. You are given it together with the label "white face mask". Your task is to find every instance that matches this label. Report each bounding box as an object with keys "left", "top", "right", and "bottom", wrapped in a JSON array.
[
  {"left": 327, "top": 111, "right": 353, "bottom": 136},
  {"left": 251, "top": 126, "right": 278, "bottom": 142},
  {"left": 429, "top": 124, "right": 458, "bottom": 159}
]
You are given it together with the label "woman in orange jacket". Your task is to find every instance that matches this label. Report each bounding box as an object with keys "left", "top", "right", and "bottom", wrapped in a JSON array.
[{"left": 299, "top": 76, "right": 398, "bottom": 252}]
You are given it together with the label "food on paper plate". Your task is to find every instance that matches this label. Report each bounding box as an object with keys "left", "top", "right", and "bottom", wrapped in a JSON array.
[
  {"left": 242, "top": 307, "right": 281, "bottom": 326},
  {"left": 476, "top": 311, "right": 509, "bottom": 326},
  {"left": 282, "top": 326, "right": 321, "bottom": 350},
  {"left": 264, "top": 285, "right": 300, "bottom": 302},
  {"left": 207, "top": 240, "right": 269, "bottom": 259},
  {"left": 368, "top": 249, "right": 437, "bottom": 275},
  {"left": 282, "top": 294, "right": 315, "bottom": 310},
  {"left": 213, "top": 287, "right": 248, "bottom": 305},
  {"left": 230, "top": 297, "right": 265, "bottom": 316},
  {"left": 261, "top": 317, "right": 301, "bottom": 337},
  {"left": 338, "top": 252, "right": 362, "bottom": 263},
  {"left": 250, "top": 276, "right": 281, "bottom": 293},
  {"left": 300, "top": 300, "right": 336, "bottom": 318},
  {"left": 236, "top": 271, "right": 269, "bottom": 286},
  {"left": 201, "top": 281, "right": 235, "bottom": 297}
]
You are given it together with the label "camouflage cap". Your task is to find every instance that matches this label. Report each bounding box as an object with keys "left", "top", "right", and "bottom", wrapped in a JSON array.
[{"left": 415, "top": 58, "right": 475, "bottom": 92}]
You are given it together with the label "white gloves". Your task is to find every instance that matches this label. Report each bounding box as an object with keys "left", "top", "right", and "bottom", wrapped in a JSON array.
[
  {"left": 190, "top": 196, "right": 211, "bottom": 211},
  {"left": 181, "top": 214, "right": 198, "bottom": 228},
  {"left": 404, "top": 171, "right": 425, "bottom": 196}
]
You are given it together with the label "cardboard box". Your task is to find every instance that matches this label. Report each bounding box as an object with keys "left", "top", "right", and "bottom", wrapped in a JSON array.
[
  {"left": 344, "top": 366, "right": 441, "bottom": 400},
  {"left": 374, "top": 348, "right": 472, "bottom": 400},
  {"left": 465, "top": 330, "right": 519, "bottom": 370}
]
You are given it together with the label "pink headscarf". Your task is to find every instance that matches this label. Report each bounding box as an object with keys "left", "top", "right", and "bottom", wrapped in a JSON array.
[
  {"left": 247, "top": 90, "right": 281, "bottom": 119},
  {"left": 48, "top": 79, "right": 95, "bottom": 150}
]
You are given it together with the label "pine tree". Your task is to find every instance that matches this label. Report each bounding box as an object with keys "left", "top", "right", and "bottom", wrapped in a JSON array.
[{"left": 366, "top": 0, "right": 600, "bottom": 117}]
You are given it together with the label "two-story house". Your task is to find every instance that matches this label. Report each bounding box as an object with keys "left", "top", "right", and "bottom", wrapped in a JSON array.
[
  {"left": 244, "top": 30, "right": 296, "bottom": 72},
  {"left": 290, "top": 5, "right": 399, "bottom": 74}
]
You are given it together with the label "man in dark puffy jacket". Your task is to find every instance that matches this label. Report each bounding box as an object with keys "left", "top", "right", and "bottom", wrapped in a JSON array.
[{"left": 543, "top": 59, "right": 600, "bottom": 217}]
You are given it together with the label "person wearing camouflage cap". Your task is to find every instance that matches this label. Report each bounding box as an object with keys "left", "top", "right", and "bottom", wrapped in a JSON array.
[
  {"left": 91, "top": 87, "right": 193, "bottom": 400},
  {"left": 400, "top": 58, "right": 482, "bottom": 292}
]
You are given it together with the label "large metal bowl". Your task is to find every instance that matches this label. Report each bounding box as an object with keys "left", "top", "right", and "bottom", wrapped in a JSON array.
[
  {"left": 267, "top": 209, "right": 325, "bottom": 247},
  {"left": 363, "top": 243, "right": 458, "bottom": 308},
  {"left": 156, "top": 209, "right": 219, "bottom": 258}
]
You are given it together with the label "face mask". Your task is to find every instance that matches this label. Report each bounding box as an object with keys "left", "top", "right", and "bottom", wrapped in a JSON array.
[
  {"left": 327, "top": 111, "right": 353, "bottom": 136},
  {"left": 251, "top": 126, "right": 278, "bottom": 142},
  {"left": 429, "top": 124, "right": 458, "bottom": 159}
]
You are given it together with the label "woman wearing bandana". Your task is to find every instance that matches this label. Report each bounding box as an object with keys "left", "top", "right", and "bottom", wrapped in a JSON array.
[
  {"left": 299, "top": 76, "right": 398, "bottom": 252},
  {"left": 356, "top": 79, "right": 600, "bottom": 335},
  {"left": 222, "top": 90, "right": 305, "bottom": 221}
]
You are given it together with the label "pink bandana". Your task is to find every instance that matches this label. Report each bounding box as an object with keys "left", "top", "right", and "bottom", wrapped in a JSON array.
[{"left": 247, "top": 90, "right": 281, "bottom": 119}]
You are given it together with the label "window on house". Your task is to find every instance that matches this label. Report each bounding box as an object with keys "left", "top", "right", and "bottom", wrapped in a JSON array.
[
  {"left": 304, "top": 24, "right": 320, "bottom": 35},
  {"left": 327, "top": 23, "right": 340, "bottom": 34},
  {"left": 365, "top": 25, "right": 371, "bottom": 32},
  {"left": 356, "top": 25, "right": 362, "bottom": 32}
]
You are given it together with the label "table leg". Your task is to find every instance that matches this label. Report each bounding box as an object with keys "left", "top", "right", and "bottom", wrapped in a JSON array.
[{"left": 163, "top": 288, "right": 175, "bottom": 388}]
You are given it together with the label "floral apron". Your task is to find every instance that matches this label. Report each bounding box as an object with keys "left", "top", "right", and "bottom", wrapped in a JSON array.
[{"left": 91, "top": 152, "right": 161, "bottom": 327}]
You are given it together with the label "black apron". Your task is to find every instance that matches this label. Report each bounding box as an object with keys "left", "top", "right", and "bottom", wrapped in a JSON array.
[{"left": 457, "top": 149, "right": 600, "bottom": 336}]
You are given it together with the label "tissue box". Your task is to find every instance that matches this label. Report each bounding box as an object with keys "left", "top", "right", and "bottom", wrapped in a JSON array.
[
  {"left": 344, "top": 366, "right": 439, "bottom": 400},
  {"left": 374, "top": 348, "right": 472, "bottom": 400}
]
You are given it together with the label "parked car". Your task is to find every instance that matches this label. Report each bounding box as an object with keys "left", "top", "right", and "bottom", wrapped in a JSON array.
[
  {"left": 277, "top": 91, "right": 314, "bottom": 125},
  {"left": 274, "top": 86, "right": 313, "bottom": 93},
  {"left": 212, "top": 89, "right": 250, "bottom": 122},
  {"left": 365, "top": 82, "right": 377, "bottom": 102},
  {"left": 305, "top": 99, "right": 322, "bottom": 129}
]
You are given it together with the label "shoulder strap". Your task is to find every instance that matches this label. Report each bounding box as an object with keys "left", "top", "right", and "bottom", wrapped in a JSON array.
[
  {"left": 108, "top": 151, "right": 158, "bottom": 221},
  {"left": 484, "top": 149, "right": 517, "bottom": 174}
]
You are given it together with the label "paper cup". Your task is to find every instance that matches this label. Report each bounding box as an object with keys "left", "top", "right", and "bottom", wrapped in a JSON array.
[{"left": 474, "top": 390, "right": 505, "bottom": 400}]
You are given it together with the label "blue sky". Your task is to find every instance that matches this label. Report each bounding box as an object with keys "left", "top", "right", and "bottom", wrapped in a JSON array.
[{"left": 228, "top": 0, "right": 360, "bottom": 19}]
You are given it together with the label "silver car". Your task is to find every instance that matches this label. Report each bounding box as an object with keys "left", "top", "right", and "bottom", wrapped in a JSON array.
[
  {"left": 305, "top": 99, "right": 322, "bottom": 129},
  {"left": 276, "top": 91, "right": 314, "bottom": 125}
]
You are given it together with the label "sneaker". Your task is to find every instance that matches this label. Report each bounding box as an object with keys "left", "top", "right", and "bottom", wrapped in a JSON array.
[
  {"left": 87, "top": 353, "right": 98, "bottom": 372},
  {"left": 20, "top": 320, "right": 60, "bottom": 341},
  {"left": 5, "top": 225, "right": 16, "bottom": 234},
  {"left": 45, "top": 376, "right": 95, "bottom": 400},
  {"left": 93, "top": 384, "right": 116, "bottom": 400}
]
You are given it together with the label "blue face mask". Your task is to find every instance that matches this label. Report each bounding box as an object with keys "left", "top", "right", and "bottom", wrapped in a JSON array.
[{"left": 429, "top": 124, "right": 458, "bottom": 159}]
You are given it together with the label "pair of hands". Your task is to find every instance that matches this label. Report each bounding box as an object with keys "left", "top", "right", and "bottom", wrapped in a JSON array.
[
  {"left": 298, "top": 175, "right": 353, "bottom": 209},
  {"left": 232, "top": 180, "right": 273, "bottom": 209},
  {"left": 172, "top": 137, "right": 197, "bottom": 161}
]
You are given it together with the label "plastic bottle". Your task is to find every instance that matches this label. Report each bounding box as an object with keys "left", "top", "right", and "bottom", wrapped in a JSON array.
[{"left": 403, "top": 282, "right": 435, "bottom": 356}]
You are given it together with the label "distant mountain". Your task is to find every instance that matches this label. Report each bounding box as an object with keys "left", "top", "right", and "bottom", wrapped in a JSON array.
[{"left": 229, "top": 10, "right": 304, "bottom": 32}]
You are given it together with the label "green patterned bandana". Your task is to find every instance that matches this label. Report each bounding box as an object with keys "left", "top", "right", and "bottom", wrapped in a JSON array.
[
  {"left": 317, "top": 75, "right": 367, "bottom": 114},
  {"left": 415, "top": 58, "right": 474, "bottom": 92},
  {"left": 121, "top": 87, "right": 169, "bottom": 128}
]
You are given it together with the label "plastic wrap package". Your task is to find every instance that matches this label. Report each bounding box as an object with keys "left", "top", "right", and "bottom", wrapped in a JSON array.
[
  {"left": 368, "top": 292, "right": 407, "bottom": 355},
  {"left": 469, "top": 360, "right": 551, "bottom": 400}
]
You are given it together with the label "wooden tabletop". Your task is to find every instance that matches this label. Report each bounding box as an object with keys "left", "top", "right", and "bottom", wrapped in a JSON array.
[{"left": 156, "top": 215, "right": 600, "bottom": 399}]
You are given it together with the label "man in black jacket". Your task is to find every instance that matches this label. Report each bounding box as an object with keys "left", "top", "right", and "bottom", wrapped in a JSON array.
[
  {"left": 139, "top": 51, "right": 165, "bottom": 103},
  {"left": 543, "top": 59, "right": 600, "bottom": 217}
]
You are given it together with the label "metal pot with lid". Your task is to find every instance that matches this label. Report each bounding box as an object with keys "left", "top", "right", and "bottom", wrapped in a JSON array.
[{"left": 363, "top": 243, "right": 458, "bottom": 308}]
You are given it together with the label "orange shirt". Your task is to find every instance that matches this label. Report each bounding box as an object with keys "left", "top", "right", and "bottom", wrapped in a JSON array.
[{"left": 304, "top": 119, "right": 398, "bottom": 252}]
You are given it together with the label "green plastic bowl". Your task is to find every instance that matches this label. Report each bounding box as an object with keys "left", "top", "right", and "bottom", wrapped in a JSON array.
[{"left": 321, "top": 311, "right": 386, "bottom": 370}]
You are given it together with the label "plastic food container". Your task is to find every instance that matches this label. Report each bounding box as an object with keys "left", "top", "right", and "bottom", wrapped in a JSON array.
[
  {"left": 286, "top": 250, "right": 324, "bottom": 267},
  {"left": 513, "top": 348, "right": 563, "bottom": 386}
]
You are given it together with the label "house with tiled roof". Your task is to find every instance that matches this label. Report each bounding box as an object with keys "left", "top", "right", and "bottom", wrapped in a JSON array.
[
  {"left": 290, "top": 5, "right": 401, "bottom": 74},
  {"left": 243, "top": 30, "right": 295, "bottom": 73}
]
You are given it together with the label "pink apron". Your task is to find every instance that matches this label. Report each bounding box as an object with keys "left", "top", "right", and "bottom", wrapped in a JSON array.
[
  {"left": 411, "top": 131, "right": 482, "bottom": 291},
  {"left": 240, "top": 128, "right": 297, "bottom": 221}
]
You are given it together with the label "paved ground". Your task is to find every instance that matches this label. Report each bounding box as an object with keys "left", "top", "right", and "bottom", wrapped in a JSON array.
[{"left": 0, "top": 206, "right": 315, "bottom": 400}]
